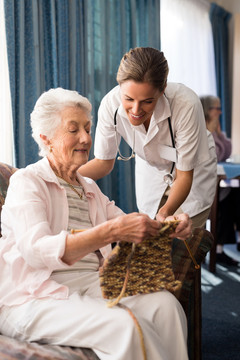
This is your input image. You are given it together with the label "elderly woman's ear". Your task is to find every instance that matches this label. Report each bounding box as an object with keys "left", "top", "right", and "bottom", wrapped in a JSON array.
[
  {"left": 40, "top": 134, "right": 50, "bottom": 146},
  {"left": 40, "top": 134, "right": 53, "bottom": 154}
]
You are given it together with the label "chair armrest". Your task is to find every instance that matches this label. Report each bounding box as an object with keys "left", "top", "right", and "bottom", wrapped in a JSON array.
[
  {"left": 0, "top": 334, "right": 99, "bottom": 360},
  {"left": 172, "top": 228, "right": 213, "bottom": 311},
  {"left": 0, "top": 162, "right": 17, "bottom": 236}
]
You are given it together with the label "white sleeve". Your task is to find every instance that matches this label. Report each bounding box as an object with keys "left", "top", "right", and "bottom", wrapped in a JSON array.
[
  {"left": 94, "top": 87, "right": 121, "bottom": 160},
  {"left": 168, "top": 85, "right": 210, "bottom": 171}
]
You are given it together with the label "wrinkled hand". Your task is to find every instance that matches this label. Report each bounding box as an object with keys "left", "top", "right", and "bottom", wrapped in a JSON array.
[
  {"left": 165, "top": 213, "right": 192, "bottom": 240},
  {"left": 113, "top": 212, "right": 162, "bottom": 244}
]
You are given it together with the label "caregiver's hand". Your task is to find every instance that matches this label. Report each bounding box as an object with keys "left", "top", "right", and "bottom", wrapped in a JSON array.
[{"left": 165, "top": 213, "right": 192, "bottom": 240}]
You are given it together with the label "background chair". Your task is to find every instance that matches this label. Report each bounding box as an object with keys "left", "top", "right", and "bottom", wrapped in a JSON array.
[{"left": 0, "top": 162, "right": 213, "bottom": 360}]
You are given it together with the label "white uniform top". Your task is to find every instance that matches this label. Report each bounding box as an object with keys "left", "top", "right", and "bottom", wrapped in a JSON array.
[{"left": 94, "top": 83, "right": 217, "bottom": 219}]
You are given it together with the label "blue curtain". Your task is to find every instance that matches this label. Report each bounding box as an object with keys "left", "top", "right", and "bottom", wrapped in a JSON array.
[
  {"left": 86, "top": 0, "right": 160, "bottom": 212},
  {"left": 4, "top": 0, "right": 88, "bottom": 167},
  {"left": 210, "top": 2, "right": 232, "bottom": 136},
  {"left": 4, "top": 0, "right": 160, "bottom": 214}
]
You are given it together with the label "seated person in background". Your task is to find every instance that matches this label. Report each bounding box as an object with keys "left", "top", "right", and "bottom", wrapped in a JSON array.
[
  {"left": 0, "top": 88, "right": 192, "bottom": 360},
  {"left": 200, "top": 95, "right": 240, "bottom": 265}
]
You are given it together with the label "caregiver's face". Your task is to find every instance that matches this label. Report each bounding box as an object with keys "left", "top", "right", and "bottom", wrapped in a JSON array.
[{"left": 120, "top": 80, "right": 162, "bottom": 130}]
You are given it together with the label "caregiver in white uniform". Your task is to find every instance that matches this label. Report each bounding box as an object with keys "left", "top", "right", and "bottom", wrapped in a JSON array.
[{"left": 80, "top": 47, "right": 217, "bottom": 228}]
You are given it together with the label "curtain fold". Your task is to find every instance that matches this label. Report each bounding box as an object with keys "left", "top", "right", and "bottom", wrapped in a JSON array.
[
  {"left": 210, "top": 2, "right": 232, "bottom": 136},
  {"left": 86, "top": 0, "right": 160, "bottom": 213},
  {"left": 4, "top": 0, "right": 40, "bottom": 166},
  {"left": 4, "top": 0, "right": 160, "bottom": 214}
]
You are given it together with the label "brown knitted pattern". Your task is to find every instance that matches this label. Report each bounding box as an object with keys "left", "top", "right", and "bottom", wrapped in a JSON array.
[{"left": 99, "top": 220, "right": 182, "bottom": 300}]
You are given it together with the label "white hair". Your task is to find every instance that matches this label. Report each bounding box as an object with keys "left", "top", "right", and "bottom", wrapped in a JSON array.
[{"left": 31, "top": 88, "right": 92, "bottom": 157}]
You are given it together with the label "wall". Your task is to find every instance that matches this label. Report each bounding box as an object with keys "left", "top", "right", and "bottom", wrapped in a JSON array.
[
  {"left": 206, "top": 0, "right": 240, "bottom": 154},
  {"left": 210, "top": 0, "right": 240, "bottom": 13},
  {"left": 219, "top": 0, "right": 240, "bottom": 154},
  {"left": 231, "top": 13, "right": 240, "bottom": 155}
]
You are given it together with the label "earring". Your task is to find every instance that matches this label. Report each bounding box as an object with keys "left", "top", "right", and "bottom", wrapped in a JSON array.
[{"left": 49, "top": 146, "right": 53, "bottom": 153}]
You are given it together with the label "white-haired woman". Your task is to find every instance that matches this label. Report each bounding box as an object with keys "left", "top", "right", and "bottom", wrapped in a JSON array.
[{"left": 0, "top": 88, "right": 191, "bottom": 360}]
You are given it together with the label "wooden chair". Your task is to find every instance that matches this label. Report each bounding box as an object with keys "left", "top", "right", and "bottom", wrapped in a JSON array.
[{"left": 0, "top": 162, "right": 213, "bottom": 360}]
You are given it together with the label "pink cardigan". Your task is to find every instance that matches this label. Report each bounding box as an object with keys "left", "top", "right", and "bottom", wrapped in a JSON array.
[{"left": 0, "top": 157, "right": 123, "bottom": 307}]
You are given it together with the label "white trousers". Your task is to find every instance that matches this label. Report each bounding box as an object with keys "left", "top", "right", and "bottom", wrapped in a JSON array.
[{"left": 0, "top": 265, "right": 188, "bottom": 360}]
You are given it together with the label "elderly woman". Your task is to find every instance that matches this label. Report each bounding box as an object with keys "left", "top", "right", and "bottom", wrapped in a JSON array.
[
  {"left": 200, "top": 95, "right": 239, "bottom": 265},
  {"left": 0, "top": 88, "right": 191, "bottom": 360}
]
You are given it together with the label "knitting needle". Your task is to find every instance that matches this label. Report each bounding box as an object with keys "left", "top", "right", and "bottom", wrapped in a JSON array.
[
  {"left": 183, "top": 239, "right": 200, "bottom": 269},
  {"left": 71, "top": 229, "right": 86, "bottom": 234}
]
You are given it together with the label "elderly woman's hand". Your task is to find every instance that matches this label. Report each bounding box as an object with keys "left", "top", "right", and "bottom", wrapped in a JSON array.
[
  {"left": 165, "top": 213, "right": 192, "bottom": 240},
  {"left": 112, "top": 212, "right": 162, "bottom": 244},
  {"left": 63, "top": 212, "right": 192, "bottom": 266}
]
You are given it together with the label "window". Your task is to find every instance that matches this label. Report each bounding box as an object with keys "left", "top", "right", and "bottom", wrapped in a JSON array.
[{"left": 161, "top": 0, "right": 217, "bottom": 96}]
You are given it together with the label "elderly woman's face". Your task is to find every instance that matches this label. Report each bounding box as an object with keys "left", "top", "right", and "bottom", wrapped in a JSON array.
[
  {"left": 50, "top": 106, "right": 92, "bottom": 168},
  {"left": 209, "top": 99, "right": 222, "bottom": 121}
]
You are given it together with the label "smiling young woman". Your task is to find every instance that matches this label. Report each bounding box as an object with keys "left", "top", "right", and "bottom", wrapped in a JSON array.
[{"left": 79, "top": 47, "right": 217, "bottom": 230}]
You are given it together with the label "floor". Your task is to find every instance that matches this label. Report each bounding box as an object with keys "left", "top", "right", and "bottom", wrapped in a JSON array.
[{"left": 201, "top": 243, "right": 240, "bottom": 360}]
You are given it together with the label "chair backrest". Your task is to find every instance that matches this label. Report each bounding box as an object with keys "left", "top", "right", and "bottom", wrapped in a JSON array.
[{"left": 0, "top": 162, "right": 17, "bottom": 237}]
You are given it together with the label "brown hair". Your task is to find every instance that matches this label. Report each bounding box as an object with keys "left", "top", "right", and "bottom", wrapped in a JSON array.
[{"left": 116, "top": 47, "right": 169, "bottom": 92}]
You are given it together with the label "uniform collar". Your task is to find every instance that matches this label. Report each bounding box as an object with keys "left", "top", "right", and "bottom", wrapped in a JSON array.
[
  {"left": 151, "top": 93, "right": 171, "bottom": 124},
  {"left": 118, "top": 102, "right": 128, "bottom": 119}
]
